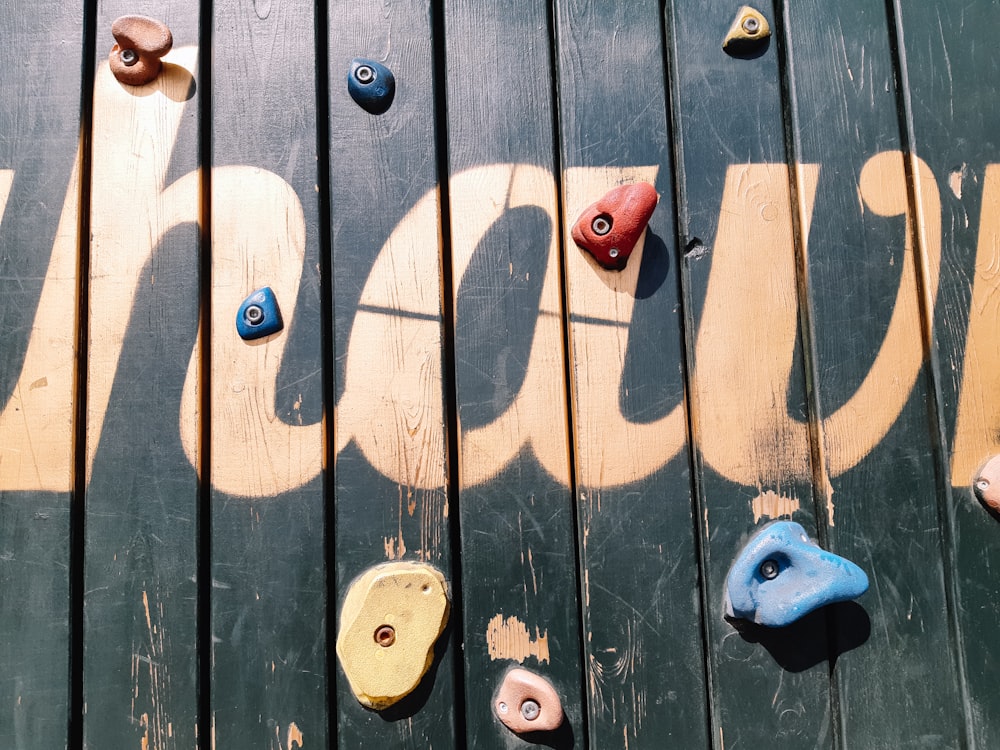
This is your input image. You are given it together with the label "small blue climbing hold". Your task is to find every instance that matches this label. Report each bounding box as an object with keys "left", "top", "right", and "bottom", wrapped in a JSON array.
[
  {"left": 236, "top": 287, "right": 283, "bottom": 341},
  {"left": 725, "top": 520, "right": 869, "bottom": 628},
  {"left": 347, "top": 58, "right": 395, "bottom": 115}
]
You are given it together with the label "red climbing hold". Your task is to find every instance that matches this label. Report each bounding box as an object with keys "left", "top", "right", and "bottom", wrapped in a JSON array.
[{"left": 570, "top": 182, "right": 659, "bottom": 270}]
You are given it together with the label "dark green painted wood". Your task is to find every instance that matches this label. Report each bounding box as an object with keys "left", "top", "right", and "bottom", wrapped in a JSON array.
[
  {"left": 443, "top": 1, "right": 585, "bottom": 747},
  {"left": 0, "top": 1, "right": 81, "bottom": 745},
  {"left": 666, "top": 1, "right": 834, "bottom": 746},
  {"left": 782, "top": 2, "right": 967, "bottom": 747},
  {"left": 327, "top": 0, "right": 459, "bottom": 746},
  {"left": 83, "top": 4, "right": 201, "bottom": 748},
  {"left": 895, "top": 2, "right": 1000, "bottom": 747},
  {"left": 210, "top": 0, "right": 327, "bottom": 745},
  {"left": 552, "top": 0, "right": 709, "bottom": 745}
]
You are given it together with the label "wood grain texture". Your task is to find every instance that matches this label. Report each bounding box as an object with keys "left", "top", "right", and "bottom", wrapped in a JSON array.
[
  {"left": 443, "top": 1, "right": 585, "bottom": 747},
  {"left": 552, "top": 0, "right": 709, "bottom": 745},
  {"left": 665, "top": 1, "right": 834, "bottom": 746},
  {"left": 209, "top": 0, "right": 327, "bottom": 745},
  {"left": 0, "top": 1, "right": 82, "bottom": 745},
  {"left": 84, "top": 3, "right": 201, "bottom": 747},
  {"left": 326, "top": 0, "right": 459, "bottom": 746},
  {"left": 782, "top": 2, "right": 967, "bottom": 747},
  {"left": 895, "top": 2, "right": 1000, "bottom": 746}
]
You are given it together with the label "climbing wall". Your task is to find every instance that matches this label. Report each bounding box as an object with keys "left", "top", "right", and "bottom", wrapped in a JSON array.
[{"left": 1, "top": 0, "right": 999, "bottom": 748}]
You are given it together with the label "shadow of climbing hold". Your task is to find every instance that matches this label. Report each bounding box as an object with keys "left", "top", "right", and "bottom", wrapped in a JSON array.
[
  {"left": 725, "top": 520, "right": 869, "bottom": 628},
  {"left": 236, "top": 287, "right": 283, "bottom": 341},
  {"left": 336, "top": 562, "right": 450, "bottom": 711},
  {"left": 723, "top": 5, "right": 771, "bottom": 56},
  {"left": 570, "top": 182, "right": 658, "bottom": 270},
  {"left": 110, "top": 15, "right": 173, "bottom": 86},
  {"left": 495, "top": 667, "right": 564, "bottom": 736},
  {"left": 348, "top": 58, "right": 396, "bottom": 115}
]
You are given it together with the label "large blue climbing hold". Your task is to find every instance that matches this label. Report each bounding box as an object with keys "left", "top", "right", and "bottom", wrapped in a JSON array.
[
  {"left": 725, "top": 520, "right": 869, "bottom": 628},
  {"left": 347, "top": 58, "right": 395, "bottom": 115},
  {"left": 236, "top": 287, "right": 283, "bottom": 341}
]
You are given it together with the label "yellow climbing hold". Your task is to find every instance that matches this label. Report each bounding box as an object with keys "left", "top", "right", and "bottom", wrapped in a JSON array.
[
  {"left": 723, "top": 5, "right": 771, "bottom": 55},
  {"left": 336, "top": 561, "right": 449, "bottom": 710}
]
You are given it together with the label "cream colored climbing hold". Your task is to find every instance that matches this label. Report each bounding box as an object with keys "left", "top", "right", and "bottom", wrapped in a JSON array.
[
  {"left": 723, "top": 5, "right": 771, "bottom": 55},
  {"left": 336, "top": 562, "right": 450, "bottom": 710}
]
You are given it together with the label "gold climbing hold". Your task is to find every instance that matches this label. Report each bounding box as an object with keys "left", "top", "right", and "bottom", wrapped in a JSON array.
[
  {"left": 336, "top": 561, "right": 450, "bottom": 710},
  {"left": 723, "top": 5, "right": 771, "bottom": 55}
]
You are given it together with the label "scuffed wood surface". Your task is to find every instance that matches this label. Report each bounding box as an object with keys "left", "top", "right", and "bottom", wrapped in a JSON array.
[{"left": 0, "top": 0, "right": 998, "bottom": 747}]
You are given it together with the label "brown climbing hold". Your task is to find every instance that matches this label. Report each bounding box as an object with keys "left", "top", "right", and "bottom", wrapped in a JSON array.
[
  {"left": 974, "top": 454, "right": 1000, "bottom": 514},
  {"left": 336, "top": 562, "right": 449, "bottom": 710},
  {"left": 109, "top": 16, "right": 173, "bottom": 86},
  {"left": 570, "top": 182, "right": 659, "bottom": 270},
  {"left": 494, "top": 667, "right": 564, "bottom": 735},
  {"left": 723, "top": 5, "right": 771, "bottom": 55}
]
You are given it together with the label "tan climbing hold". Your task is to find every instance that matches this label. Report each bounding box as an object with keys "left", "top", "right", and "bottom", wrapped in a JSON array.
[
  {"left": 336, "top": 562, "right": 449, "bottom": 710},
  {"left": 494, "top": 667, "right": 564, "bottom": 734},
  {"left": 109, "top": 16, "right": 173, "bottom": 86},
  {"left": 723, "top": 6, "right": 771, "bottom": 55}
]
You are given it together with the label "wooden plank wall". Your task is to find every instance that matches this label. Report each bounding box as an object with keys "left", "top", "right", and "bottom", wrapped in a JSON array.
[{"left": 2, "top": 0, "right": 999, "bottom": 748}]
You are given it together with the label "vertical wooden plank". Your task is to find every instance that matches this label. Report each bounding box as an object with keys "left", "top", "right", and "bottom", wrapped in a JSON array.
[
  {"left": 895, "top": 2, "right": 1000, "bottom": 746},
  {"left": 209, "top": 0, "right": 327, "bottom": 745},
  {"left": 85, "top": 4, "right": 201, "bottom": 747},
  {"left": 443, "top": 1, "right": 586, "bottom": 746},
  {"left": 0, "top": 1, "right": 82, "bottom": 745},
  {"left": 327, "top": 0, "right": 459, "bottom": 746},
  {"left": 781, "top": 1, "right": 967, "bottom": 747},
  {"left": 665, "top": 1, "right": 834, "bottom": 747},
  {"left": 552, "top": 0, "right": 709, "bottom": 746}
]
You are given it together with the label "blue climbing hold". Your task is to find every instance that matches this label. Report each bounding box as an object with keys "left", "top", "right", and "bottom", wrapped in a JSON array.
[
  {"left": 347, "top": 58, "right": 395, "bottom": 114},
  {"left": 236, "top": 287, "right": 283, "bottom": 341},
  {"left": 725, "top": 520, "right": 869, "bottom": 628}
]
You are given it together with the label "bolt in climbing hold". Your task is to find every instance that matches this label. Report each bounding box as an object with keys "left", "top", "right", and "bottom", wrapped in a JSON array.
[
  {"left": 374, "top": 624, "right": 396, "bottom": 647},
  {"left": 571, "top": 182, "right": 658, "bottom": 270},
  {"left": 348, "top": 58, "right": 396, "bottom": 115},
  {"left": 725, "top": 520, "right": 869, "bottom": 627},
  {"left": 494, "top": 668, "right": 564, "bottom": 735},
  {"left": 109, "top": 16, "right": 173, "bottom": 86},
  {"left": 723, "top": 6, "right": 771, "bottom": 56},
  {"left": 974, "top": 455, "right": 1000, "bottom": 514},
  {"left": 236, "top": 287, "right": 283, "bottom": 341}
]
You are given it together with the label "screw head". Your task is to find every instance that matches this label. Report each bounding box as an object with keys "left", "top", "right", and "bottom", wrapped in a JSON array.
[
  {"left": 243, "top": 304, "right": 265, "bottom": 326},
  {"left": 742, "top": 16, "right": 761, "bottom": 35},
  {"left": 520, "top": 700, "right": 540, "bottom": 721},
  {"left": 608, "top": 248, "right": 620, "bottom": 258},
  {"left": 374, "top": 624, "right": 396, "bottom": 647},
  {"left": 759, "top": 559, "right": 779, "bottom": 580},
  {"left": 591, "top": 214, "right": 613, "bottom": 236},
  {"left": 355, "top": 65, "right": 375, "bottom": 84},
  {"left": 120, "top": 48, "right": 139, "bottom": 66},
  {"left": 977, "top": 478, "right": 990, "bottom": 492},
  {"left": 497, "top": 701, "right": 509, "bottom": 714}
]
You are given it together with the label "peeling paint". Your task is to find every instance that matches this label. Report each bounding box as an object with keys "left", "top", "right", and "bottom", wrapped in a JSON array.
[
  {"left": 486, "top": 613, "right": 550, "bottom": 664},
  {"left": 750, "top": 490, "right": 799, "bottom": 523}
]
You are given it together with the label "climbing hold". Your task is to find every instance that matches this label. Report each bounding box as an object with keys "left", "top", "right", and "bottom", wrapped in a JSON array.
[
  {"left": 570, "top": 182, "right": 659, "bottom": 270},
  {"left": 109, "top": 16, "right": 173, "bottom": 86},
  {"left": 236, "top": 287, "right": 283, "bottom": 341},
  {"left": 973, "top": 455, "right": 1000, "bottom": 514},
  {"left": 494, "top": 668, "right": 564, "bottom": 735},
  {"left": 347, "top": 58, "right": 396, "bottom": 115},
  {"left": 336, "top": 562, "right": 449, "bottom": 710},
  {"left": 725, "top": 520, "right": 869, "bottom": 628},
  {"left": 723, "top": 6, "right": 771, "bottom": 56}
]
